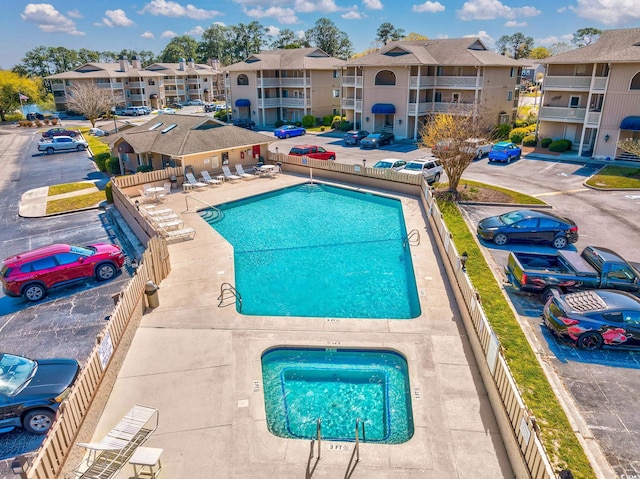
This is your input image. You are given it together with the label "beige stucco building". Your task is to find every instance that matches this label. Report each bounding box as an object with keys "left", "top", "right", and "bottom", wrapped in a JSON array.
[
  {"left": 539, "top": 28, "right": 640, "bottom": 160},
  {"left": 338, "top": 39, "right": 524, "bottom": 140},
  {"left": 47, "top": 57, "right": 223, "bottom": 111},
  {"left": 223, "top": 48, "right": 342, "bottom": 127}
]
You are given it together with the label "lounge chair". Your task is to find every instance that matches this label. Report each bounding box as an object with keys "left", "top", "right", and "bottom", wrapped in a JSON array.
[
  {"left": 73, "top": 405, "right": 158, "bottom": 479},
  {"left": 200, "top": 170, "right": 223, "bottom": 186},
  {"left": 137, "top": 189, "right": 155, "bottom": 204},
  {"left": 221, "top": 165, "right": 242, "bottom": 182},
  {"left": 141, "top": 206, "right": 174, "bottom": 216},
  {"left": 183, "top": 172, "right": 208, "bottom": 191},
  {"left": 157, "top": 182, "right": 171, "bottom": 201},
  {"left": 235, "top": 164, "right": 256, "bottom": 180},
  {"left": 159, "top": 226, "right": 196, "bottom": 242}
]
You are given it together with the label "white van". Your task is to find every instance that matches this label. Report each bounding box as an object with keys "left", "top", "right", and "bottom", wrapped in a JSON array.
[{"left": 123, "top": 106, "right": 146, "bottom": 116}]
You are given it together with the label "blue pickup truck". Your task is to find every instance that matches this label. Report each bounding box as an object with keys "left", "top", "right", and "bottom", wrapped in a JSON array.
[{"left": 505, "top": 246, "right": 640, "bottom": 302}]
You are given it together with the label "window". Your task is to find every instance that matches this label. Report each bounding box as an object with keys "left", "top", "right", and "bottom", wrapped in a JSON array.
[
  {"left": 510, "top": 67, "right": 516, "bottom": 78},
  {"left": 499, "top": 113, "right": 510, "bottom": 124},
  {"left": 575, "top": 64, "right": 587, "bottom": 76},
  {"left": 631, "top": 72, "right": 640, "bottom": 90},
  {"left": 148, "top": 80, "right": 155, "bottom": 86},
  {"left": 374, "top": 70, "right": 396, "bottom": 86},
  {"left": 237, "top": 74, "right": 249, "bottom": 86},
  {"left": 569, "top": 96, "right": 580, "bottom": 108},
  {"left": 607, "top": 264, "right": 635, "bottom": 281},
  {"left": 55, "top": 253, "right": 82, "bottom": 265},
  {"left": 624, "top": 311, "right": 640, "bottom": 325},
  {"left": 332, "top": 89, "right": 339, "bottom": 98},
  {"left": 539, "top": 219, "right": 560, "bottom": 229},
  {"left": 452, "top": 92, "right": 460, "bottom": 103},
  {"left": 30, "top": 256, "right": 58, "bottom": 272},
  {"left": 332, "top": 70, "right": 339, "bottom": 78},
  {"left": 507, "top": 91, "right": 513, "bottom": 101}
]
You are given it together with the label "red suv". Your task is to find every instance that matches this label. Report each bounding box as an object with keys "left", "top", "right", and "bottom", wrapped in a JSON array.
[
  {"left": 288, "top": 145, "right": 336, "bottom": 161},
  {"left": 1, "top": 243, "right": 125, "bottom": 302}
]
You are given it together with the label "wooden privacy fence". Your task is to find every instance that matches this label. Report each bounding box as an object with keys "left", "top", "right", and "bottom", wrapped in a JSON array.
[
  {"left": 420, "top": 184, "right": 557, "bottom": 479},
  {"left": 112, "top": 167, "right": 183, "bottom": 190},
  {"left": 24, "top": 237, "right": 171, "bottom": 479}
]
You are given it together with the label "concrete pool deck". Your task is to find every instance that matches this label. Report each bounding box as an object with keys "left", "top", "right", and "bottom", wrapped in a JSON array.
[{"left": 89, "top": 173, "right": 514, "bottom": 478}]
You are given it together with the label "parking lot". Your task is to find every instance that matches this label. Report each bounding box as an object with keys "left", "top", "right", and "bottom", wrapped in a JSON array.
[{"left": 0, "top": 128, "right": 137, "bottom": 462}]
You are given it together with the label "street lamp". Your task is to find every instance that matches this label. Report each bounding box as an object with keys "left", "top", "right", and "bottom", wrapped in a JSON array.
[{"left": 362, "top": 159, "right": 366, "bottom": 168}]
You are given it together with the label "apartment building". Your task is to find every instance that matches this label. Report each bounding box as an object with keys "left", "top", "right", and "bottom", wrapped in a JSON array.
[
  {"left": 539, "top": 28, "right": 640, "bottom": 160},
  {"left": 47, "top": 56, "right": 223, "bottom": 111},
  {"left": 338, "top": 38, "right": 524, "bottom": 140},
  {"left": 223, "top": 48, "right": 341, "bottom": 127}
]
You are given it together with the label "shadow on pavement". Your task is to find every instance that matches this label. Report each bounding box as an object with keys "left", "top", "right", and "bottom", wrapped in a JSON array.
[{"left": 0, "top": 430, "right": 44, "bottom": 461}]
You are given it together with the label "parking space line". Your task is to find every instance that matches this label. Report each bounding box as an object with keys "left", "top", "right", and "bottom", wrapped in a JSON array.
[{"left": 533, "top": 188, "right": 589, "bottom": 197}]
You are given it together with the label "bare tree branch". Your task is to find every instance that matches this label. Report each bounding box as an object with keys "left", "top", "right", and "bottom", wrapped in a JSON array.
[{"left": 65, "top": 82, "right": 124, "bottom": 127}]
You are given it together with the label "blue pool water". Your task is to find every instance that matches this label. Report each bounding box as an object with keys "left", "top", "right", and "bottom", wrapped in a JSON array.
[
  {"left": 261, "top": 347, "right": 414, "bottom": 443},
  {"left": 201, "top": 183, "right": 420, "bottom": 318}
]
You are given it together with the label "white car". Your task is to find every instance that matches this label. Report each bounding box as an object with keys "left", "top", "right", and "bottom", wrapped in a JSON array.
[
  {"left": 372, "top": 158, "right": 407, "bottom": 170},
  {"left": 188, "top": 99, "right": 204, "bottom": 106},
  {"left": 157, "top": 107, "right": 176, "bottom": 114},
  {"left": 463, "top": 138, "right": 494, "bottom": 160},
  {"left": 88, "top": 128, "right": 108, "bottom": 137},
  {"left": 399, "top": 157, "right": 443, "bottom": 184}
]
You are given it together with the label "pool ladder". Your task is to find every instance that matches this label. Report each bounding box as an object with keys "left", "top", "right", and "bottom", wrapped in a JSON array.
[
  {"left": 184, "top": 195, "right": 224, "bottom": 222},
  {"left": 218, "top": 282, "right": 242, "bottom": 311},
  {"left": 403, "top": 229, "right": 420, "bottom": 248}
]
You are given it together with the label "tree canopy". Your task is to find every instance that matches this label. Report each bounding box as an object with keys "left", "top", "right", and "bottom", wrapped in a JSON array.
[
  {"left": 158, "top": 35, "right": 199, "bottom": 63},
  {"left": 529, "top": 46, "right": 550, "bottom": 60},
  {"left": 376, "top": 23, "right": 405, "bottom": 46},
  {"left": 305, "top": 18, "right": 353, "bottom": 60},
  {"left": 496, "top": 33, "right": 534, "bottom": 59},
  {"left": 572, "top": 28, "right": 602, "bottom": 47},
  {"left": 64, "top": 82, "right": 124, "bottom": 127},
  {"left": 0, "top": 70, "right": 42, "bottom": 121},
  {"left": 270, "top": 29, "right": 309, "bottom": 50}
]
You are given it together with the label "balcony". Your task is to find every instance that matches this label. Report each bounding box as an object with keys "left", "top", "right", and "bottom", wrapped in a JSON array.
[
  {"left": 187, "top": 78, "right": 199, "bottom": 85},
  {"left": 539, "top": 106, "right": 586, "bottom": 122},
  {"left": 591, "top": 77, "right": 607, "bottom": 91},
  {"left": 543, "top": 76, "right": 591, "bottom": 90},
  {"left": 409, "top": 77, "right": 436, "bottom": 88},
  {"left": 434, "top": 76, "right": 478, "bottom": 88},
  {"left": 432, "top": 102, "right": 475, "bottom": 114},
  {"left": 260, "top": 98, "right": 280, "bottom": 108},
  {"left": 585, "top": 111, "right": 601, "bottom": 125},
  {"left": 51, "top": 84, "right": 65, "bottom": 92},
  {"left": 341, "top": 76, "right": 363, "bottom": 87},
  {"left": 127, "top": 81, "right": 144, "bottom": 88},
  {"left": 128, "top": 94, "right": 144, "bottom": 101},
  {"left": 280, "top": 78, "right": 306, "bottom": 87},
  {"left": 281, "top": 98, "right": 309, "bottom": 108},
  {"left": 408, "top": 102, "right": 432, "bottom": 115},
  {"left": 341, "top": 98, "right": 363, "bottom": 110}
]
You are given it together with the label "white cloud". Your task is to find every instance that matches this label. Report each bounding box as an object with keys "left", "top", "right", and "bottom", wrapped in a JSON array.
[
  {"left": 436, "top": 33, "right": 449, "bottom": 39},
  {"left": 464, "top": 30, "right": 494, "bottom": 45},
  {"left": 102, "top": 9, "right": 135, "bottom": 27},
  {"left": 568, "top": 0, "right": 640, "bottom": 25},
  {"left": 457, "top": 0, "right": 540, "bottom": 21},
  {"left": 504, "top": 20, "right": 527, "bottom": 27},
  {"left": 141, "top": 31, "right": 155, "bottom": 39},
  {"left": 161, "top": 30, "right": 177, "bottom": 38},
  {"left": 67, "top": 9, "right": 82, "bottom": 18},
  {"left": 294, "top": 0, "right": 340, "bottom": 13},
  {"left": 536, "top": 35, "right": 559, "bottom": 46},
  {"left": 266, "top": 26, "right": 280, "bottom": 36},
  {"left": 342, "top": 8, "right": 363, "bottom": 19},
  {"left": 363, "top": 0, "right": 383, "bottom": 9},
  {"left": 139, "top": 0, "right": 221, "bottom": 20},
  {"left": 412, "top": 1, "right": 445, "bottom": 13},
  {"left": 243, "top": 6, "right": 298, "bottom": 24},
  {"left": 21, "top": 3, "right": 84, "bottom": 35},
  {"left": 557, "top": 6, "right": 567, "bottom": 12},
  {"left": 186, "top": 25, "right": 204, "bottom": 35}
]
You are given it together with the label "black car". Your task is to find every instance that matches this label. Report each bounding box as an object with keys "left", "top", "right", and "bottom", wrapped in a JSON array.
[
  {"left": 204, "top": 103, "right": 216, "bottom": 113},
  {"left": 360, "top": 131, "right": 395, "bottom": 149},
  {"left": 232, "top": 118, "right": 256, "bottom": 130},
  {"left": 26, "top": 112, "right": 45, "bottom": 121},
  {"left": 543, "top": 289, "right": 640, "bottom": 351},
  {"left": 0, "top": 353, "right": 80, "bottom": 434},
  {"left": 343, "top": 130, "right": 369, "bottom": 146},
  {"left": 477, "top": 209, "right": 578, "bottom": 249}
]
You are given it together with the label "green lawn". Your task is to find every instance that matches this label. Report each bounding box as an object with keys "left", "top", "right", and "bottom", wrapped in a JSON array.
[
  {"left": 46, "top": 190, "right": 106, "bottom": 214},
  {"left": 586, "top": 165, "right": 640, "bottom": 189},
  {"left": 48, "top": 182, "right": 95, "bottom": 196}
]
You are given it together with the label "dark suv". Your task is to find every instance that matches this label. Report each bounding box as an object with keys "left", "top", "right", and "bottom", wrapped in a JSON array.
[
  {"left": 1, "top": 243, "right": 125, "bottom": 302},
  {"left": 0, "top": 353, "right": 80, "bottom": 434},
  {"left": 232, "top": 118, "right": 256, "bottom": 130},
  {"left": 288, "top": 145, "right": 336, "bottom": 161}
]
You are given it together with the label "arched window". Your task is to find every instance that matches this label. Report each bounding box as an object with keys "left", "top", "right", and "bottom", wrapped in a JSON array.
[
  {"left": 375, "top": 70, "right": 396, "bottom": 86},
  {"left": 237, "top": 74, "right": 249, "bottom": 86},
  {"left": 631, "top": 72, "right": 640, "bottom": 90}
]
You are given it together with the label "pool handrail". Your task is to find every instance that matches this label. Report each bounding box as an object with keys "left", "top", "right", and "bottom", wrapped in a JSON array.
[
  {"left": 218, "top": 282, "right": 242, "bottom": 311},
  {"left": 183, "top": 194, "right": 224, "bottom": 221},
  {"left": 403, "top": 229, "right": 420, "bottom": 248},
  {"left": 316, "top": 418, "right": 322, "bottom": 459}
]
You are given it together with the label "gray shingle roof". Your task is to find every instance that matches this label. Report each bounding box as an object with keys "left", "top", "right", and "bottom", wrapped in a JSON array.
[
  {"left": 47, "top": 61, "right": 218, "bottom": 80},
  {"left": 340, "top": 38, "right": 524, "bottom": 67},
  {"left": 111, "top": 114, "right": 270, "bottom": 156},
  {"left": 543, "top": 28, "right": 640, "bottom": 64},
  {"left": 224, "top": 48, "right": 341, "bottom": 71}
]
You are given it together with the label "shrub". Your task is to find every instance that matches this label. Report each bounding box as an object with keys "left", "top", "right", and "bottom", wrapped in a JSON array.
[
  {"left": 105, "top": 156, "right": 121, "bottom": 175},
  {"left": 294, "top": 121, "right": 302, "bottom": 127},
  {"left": 322, "top": 115, "right": 333, "bottom": 127},
  {"left": 94, "top": 152, "right": 110, "bottom": 172},
  {"left": 302, "top": 115, "right": 315, "bottom": 128},
  {"left": 522, "top": 135, "right": 537, "bottom": 147},
  {"left": 493, "top": 123, "right": 511, "bottom": 140},
  {"left": 514, "top": 119, "right": 529, "bottom": 128},
  {"left": 4, "top": 113, "right": 24, "bottom": 122},
  {"left": 548, "top": 139, "right": 572, "bottom": 152},
  {"left": 526, "top": 124, "right": 537, "bottom": 133},
  {"left": 338, "top": 120, "right": 353, "bottom": 131},
  {"left": 509, "top": 127, "right": 529, "bottom": 144},
  {"left": 136, "top": 165, "right": 152, "bottom": 173},
  {"left": 274, "top": 120, "right": 284, "bottom": 128},
  {"left": 540, "top": 137, "right": 553, "bottom": 148},
  {"left": 105, "top": 181, "right": 113, "bottom": 203}
]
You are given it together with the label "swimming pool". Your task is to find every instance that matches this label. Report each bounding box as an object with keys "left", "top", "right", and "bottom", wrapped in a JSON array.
[
  {"left": 261, "top": 347, "right": 414, "bottom": 443},
  {"left": 201, "top": 183, "right": 420, "bottom": 319}
]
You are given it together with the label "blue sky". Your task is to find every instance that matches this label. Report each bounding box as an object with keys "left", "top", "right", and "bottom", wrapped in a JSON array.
[{"left": 3, "top": 0, "right": 640, "bottom": 69}]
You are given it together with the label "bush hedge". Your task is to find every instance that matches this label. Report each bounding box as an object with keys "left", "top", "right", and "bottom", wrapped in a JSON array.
[
  {"left": 493, "top": 123, "right": 511, "bottom": 140},
  {"left": 509, "top": 127, "right": 529, "bottom": 144},
  {"left": 274, "top": 119, "right": 284, "bottom": 128},
  {"left": 302, "top": 115, "right": 316, "bottom": 128},
  {"left": 105, "top": 157, "right": 121, "bottom": 175},
  {"left": 105, "top": 181, "right": 113, "bottom": 203},
  {"left": 522, "top": 135, "right": 537, "bottom": 147},
  {"left": 136, "top": 165, "right": 152, "bottom": 173},
  {"left": 322, "top": 115, "right": 333, "bottom": 127},
  {"left": 540, "top": 137, "right": 553, "bottom": 148},
  {"left": 549, "top": 139, "right": 572, "bottom": 152},
  {"left": 514, "top": 119, "right": 529, "bottom": 128},
  {"left": 338, "top": 120, "right": 353, "bottom": 131},
  {"left": 94, "top": 152, "right": 110, "bottom": 172}
]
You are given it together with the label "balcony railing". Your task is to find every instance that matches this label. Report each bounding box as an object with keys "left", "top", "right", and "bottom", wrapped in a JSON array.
[
  {"left": 280, "top": 78, "right": 306, "bottom": 87},
  {"left": 260, "top": 98, "right": 280, "bottom": 108},
  {"left": 51, "top": 84, "right": 65, "bottom": 91},
  {"left": 408, "top": 102, "right": 432, "bottom": 115},
  {"left": 435, "top": 76, "right": 479, "bottom": 88},
  {"left": 280, "top": 98, "right": 309, "bottom": 107},
  {"left": 585, "top": 111, "right": 601, "bottom": 125},
  {"left": 543, "top": 76, "right": 591, "bottom": 90},
  {"left": 127, "top": 81, "right": 144, "bottom": 88},
  {"left": 341, "top": 76, "right": 363, "bottom": 87},
  {"left": 409, "top": 77, "right": 436, "bottom": 88},
  {"left": 539, "top": 106, "right": 586, "bottom": 121},
  {"left": 591, "top": 77, "right": 607, "bottom": 91},
  {"left": 432, "top": 102, "right": 475, "bottom": 113}
]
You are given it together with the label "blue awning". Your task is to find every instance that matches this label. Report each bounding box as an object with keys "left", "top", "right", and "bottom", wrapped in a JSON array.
[
  {"left": 235, "top": 99, "right": 250, "bottom": 107},
  {"left": 620, "top": 116, "right": 640, "bottom": 131},
  {"left": 372, "top": 103, "right": 395, "bottom": 114}
]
